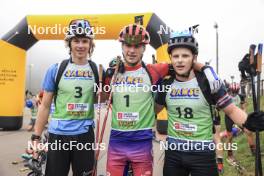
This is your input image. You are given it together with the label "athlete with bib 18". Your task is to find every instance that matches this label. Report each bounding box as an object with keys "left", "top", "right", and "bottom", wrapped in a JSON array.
[{"left": 155, "top": 31, "right": 264, "bottom": 176}]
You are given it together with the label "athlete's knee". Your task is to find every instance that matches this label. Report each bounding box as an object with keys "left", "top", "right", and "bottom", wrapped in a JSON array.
[
  {"left": 142, "top": 170, "right": 152, "bottom": 176},
  {"left": 132, "top": 163, "right": 153, "bottom": 176},
  {"left": 134, "top": 169, "right": 152, "bottom": 176}
]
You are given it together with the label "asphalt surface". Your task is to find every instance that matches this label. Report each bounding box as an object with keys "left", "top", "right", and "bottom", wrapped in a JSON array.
[{"left": 0, "top": 107, "right": 165, "bottom": 176}]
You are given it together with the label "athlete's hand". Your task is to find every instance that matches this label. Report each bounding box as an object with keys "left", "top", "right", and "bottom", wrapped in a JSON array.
[
  {"left": 193, "top": 61, "right": 204, "bottom": 71},
  {"left": 27, "top": 134, "right": 47, "bottom": 159},
  {"left": 202, "top": 66, "right": 223, "bottom": 94},
  {"left": 243, "top": 111, "right": 264, "bottom": 132},
  {"left": 27, "top": 139, "right": 41, "bottom": 159}
]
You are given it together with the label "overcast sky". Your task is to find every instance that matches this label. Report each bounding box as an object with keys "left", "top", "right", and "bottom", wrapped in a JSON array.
[{"left": 1, "top": 0, "right": 263, "bottom": 93}]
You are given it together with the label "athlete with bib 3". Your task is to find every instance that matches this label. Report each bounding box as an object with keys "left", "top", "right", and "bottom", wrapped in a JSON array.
[{"left": 29, "top": 19, "right": 98, "bottom": 176}]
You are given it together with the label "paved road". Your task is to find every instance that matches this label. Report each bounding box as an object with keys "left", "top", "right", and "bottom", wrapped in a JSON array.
[{"left": 0, "top": 107, "right": 165, "bottom": 176}]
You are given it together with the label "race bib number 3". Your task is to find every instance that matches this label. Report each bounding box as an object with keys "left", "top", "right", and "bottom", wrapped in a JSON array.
[
  {"left": 173, "top": 122, "right": 197, "bottom": 132},
  {"left": 67, "top": 103, "right": 89, "bottom": 112},
  {"left": 117, "top": 112, "right": 139, "bottom": 121}
]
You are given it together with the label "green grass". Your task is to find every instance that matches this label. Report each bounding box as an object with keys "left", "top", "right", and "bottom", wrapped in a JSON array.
[{"left": 220, "top": 96, "right": 264, "bottom": 176}]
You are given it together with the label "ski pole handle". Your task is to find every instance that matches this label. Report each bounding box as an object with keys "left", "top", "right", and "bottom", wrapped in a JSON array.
[
  {"left": 257, "top": 44, "right": 263, "bottom": 73},
  {"left": 249, "top": 44, "right": 256, "bottom": 65}
]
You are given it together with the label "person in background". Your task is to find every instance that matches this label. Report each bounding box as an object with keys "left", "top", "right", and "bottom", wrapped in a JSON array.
[{"left": 27, "top": 91, "right": 44, "bottom": 131}]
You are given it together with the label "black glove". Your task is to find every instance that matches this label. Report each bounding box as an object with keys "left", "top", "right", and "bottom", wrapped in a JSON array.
[
  {"left": 238, "top": 53, "right": 257, "bottom": 79},
  {"left": 243, "top": 111, "right": 264, "bottom": 132},
  {"left": 106, "top": 57, "right": 125, "bottom": 77}
]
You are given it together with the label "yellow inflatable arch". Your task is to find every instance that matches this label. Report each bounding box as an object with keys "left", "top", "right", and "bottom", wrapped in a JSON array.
[{"left": 0, "top": 13, "right": 170, "bottom": 130}]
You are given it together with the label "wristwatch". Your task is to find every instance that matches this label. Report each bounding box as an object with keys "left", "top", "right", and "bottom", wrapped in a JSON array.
[{"left": 31, "top": 134, "right": 41, "bottom": 141}]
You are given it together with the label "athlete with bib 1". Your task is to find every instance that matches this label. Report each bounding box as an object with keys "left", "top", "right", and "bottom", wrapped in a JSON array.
[{"left": 104, "top": 24, "right": 169, "bottom": 176}]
